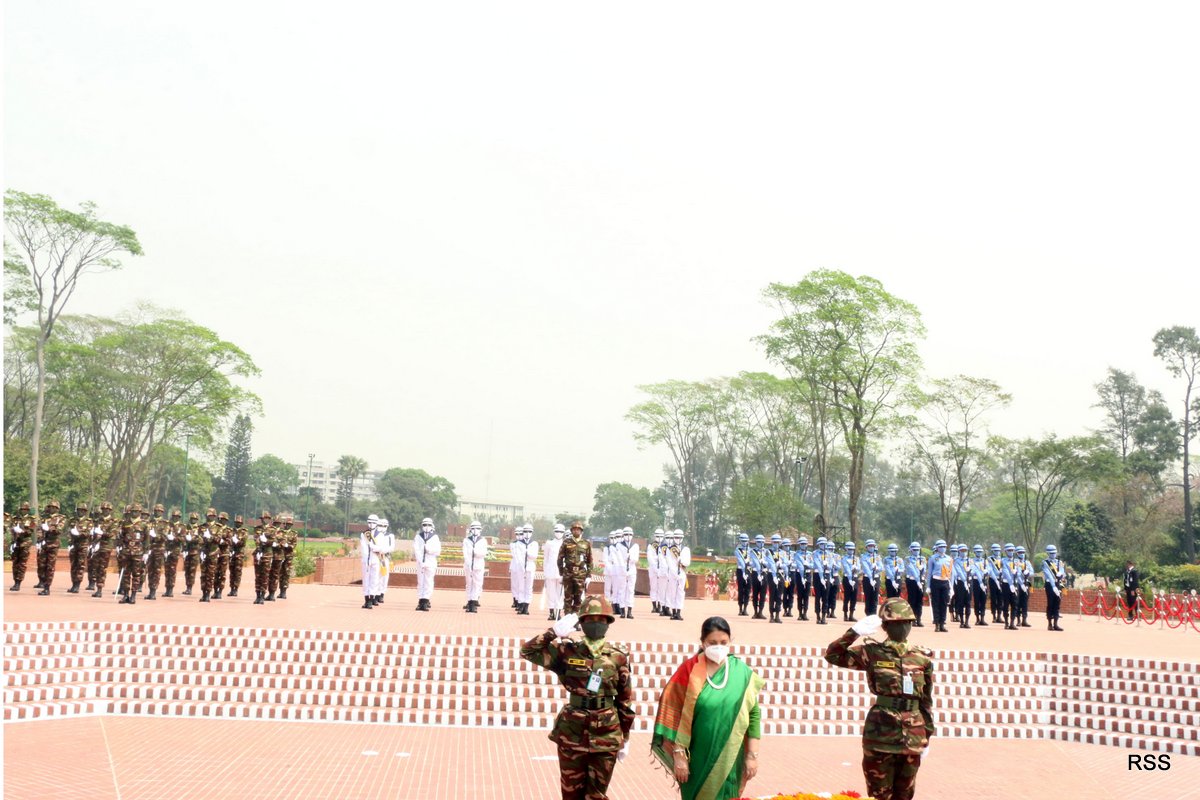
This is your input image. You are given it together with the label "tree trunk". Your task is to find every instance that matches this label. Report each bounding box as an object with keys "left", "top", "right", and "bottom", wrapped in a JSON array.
[
  {"left": 30, "top": 336, "right": 48, "bottom": 509},
  {"left": 1184, "top": 404, "right": 1194, "bottom": 562},
  {"left": 847, "top": 432, "right": 864, "bottom": 544}
]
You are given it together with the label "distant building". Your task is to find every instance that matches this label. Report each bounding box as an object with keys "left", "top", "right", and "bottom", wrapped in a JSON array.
[
  {"left": 457, "top": 499, "right": 525, "bottom": 524},
  {"left": 291, "top": 460, "right": 382, "bottom": 504}
]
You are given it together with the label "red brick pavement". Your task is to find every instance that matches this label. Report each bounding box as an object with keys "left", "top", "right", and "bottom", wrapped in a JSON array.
[{"left": 4, "top": 584, "right": 1198, "bottom": 799}]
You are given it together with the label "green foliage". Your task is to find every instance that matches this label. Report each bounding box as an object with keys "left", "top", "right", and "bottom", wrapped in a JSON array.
[
  {"left": 725, "top": 473, "right": 812, "bottom": 539},
  {"left": 2, "top": 438, "right": 99, "bottom": 510},
  {"left": 249, "top": 453, "right": 299, "bottom": 503},
  {"left": 871, "top": 491, "right": 945, "bottom": 546},
  {"left": 1060, "top": 501, "right": 1115, "bottom": 574},
  {"left": 374, "top": 467, "right": 457, "bottom": 533},
  {"left": 1143, "top": 564, "right": 1200, "bottom": 592},
  {"left": 3, "top": 245, "right": 37, "bottom": 326},
  {"left": 292, "top": 545, "right": 316, "bottom": 578},
  {"left": 590, "top": 482, "right": 661, "bottom": 535},
  {"left": 213, "top": 415, "right": 253, "bottom": 513}
]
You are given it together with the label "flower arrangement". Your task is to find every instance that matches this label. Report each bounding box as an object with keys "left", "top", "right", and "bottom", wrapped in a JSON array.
[{"left": 737, "top": 792, "right": 870, "bottom": 800}]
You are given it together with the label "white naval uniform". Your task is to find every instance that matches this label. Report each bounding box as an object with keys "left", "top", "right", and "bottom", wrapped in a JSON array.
[
  {"left": 369, "top": 530, "right": 395, "bottom": 597},
  {"left": 618, "top": 540, "right": 640, "bottom": 610},
  {"left": 360, "top": 529, "right": 378, "bottom": 598},
  {"left": 413, "top": 531, "right": 441, "bottom": 600},
  {"left": 462, "top": 534, "right": 489, "bottom": 602},
  {"left": 542, "top": 536, "right": 564, "bottom": 612},
  {"left": 510, "top": 539, "right": 530, "bottom": 603},
  {"left": 670, "top": 544, "right": 691, "bottom": 610},
  {"left": 609, "top": 542, "right": 626, "bottom": 605}
]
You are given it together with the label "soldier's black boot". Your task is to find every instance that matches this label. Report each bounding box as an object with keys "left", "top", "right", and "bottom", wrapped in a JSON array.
[
  {"left": 362, "top": 598, "right": 374, "bottom": 609},
  {"left": 34, "top": 580, "right": 44, "bottom": 589},
  {"left": 164, "top": 589, "right": 173, "bottom": 598},
  {"left": 212, "top": 590, "right": 221, "bottom": 600},
  {"left": 69, "top": 582, "right": 80, "bottom": 593},
  {"left": 627, "top": 608, "right": 634, "bottom": 619},
  {"left": 1053, "top": 620, "right": 1064, "bottom": 631},
  {"left": 848, "top": 613, "right": 857, "bottom": 622},
  {"left": 127, "top": 593, "right": 137, "bottom": 604},
  {"left": 266, "top": 591, "right": 276, "bottom": 602},
  {"left": 913, "top": 620, "right": 924, "bottom": 627},
  {"left": 147, "top": 590, "right": 157, "bottom": 600},
  {"left": 1047, "top": 619, "right": 1054, "bottom": 631},
  {"left": 228, "top": 588, "right": 237, "bottom": 597},
  {"left": 183, "top": 587, "right": 192, "bottom": 596},
  {"left": 278, "top": 589, "right": 287, "bottom": 600},
  {"left": 254, "top": 592, "right": 263, "bottom": 605},
  {"left": 92, "top": 588, "right": 104, "bottom": 598},
  {"left": 86, "top": 580, "right": 95, "bottom": 591},
  {"left": 651, "top": 602, "right": 659, "bottom": 613},
  {"left": 512, "top": 597, "right": 518, "bottom": 609},
  {"left": 1021, "top": 615, "right": 1030, "bottom": 627},
  {"left": 200, "top": 591, "right": 210, "bottom": 602}
]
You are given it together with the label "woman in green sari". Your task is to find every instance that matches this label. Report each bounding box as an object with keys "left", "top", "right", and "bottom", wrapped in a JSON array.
[{"left": 652, "top": 617, "right": 764, "bottom": 800}]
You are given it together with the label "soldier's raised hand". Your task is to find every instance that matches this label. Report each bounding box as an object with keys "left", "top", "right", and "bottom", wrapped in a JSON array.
[
  {"left": 552, "top": 613, "right": 579, "bottom": 638},
  {"left": 852, "top": 614, "right": 882, "bottom": 636}
]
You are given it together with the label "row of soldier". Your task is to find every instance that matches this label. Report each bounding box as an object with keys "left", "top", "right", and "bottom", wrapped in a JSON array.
[
  {"left": 6, "top": 500, "right": 300, "bottom": 605},
  {"left": 732, "top": 534, "right": 1071, "bottom": 631}
]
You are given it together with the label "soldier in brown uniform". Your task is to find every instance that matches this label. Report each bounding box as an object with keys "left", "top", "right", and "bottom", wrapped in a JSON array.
[
  {"left": 143, "top": 504, "right": 168, "bottom": 600},
  {"left": 88, "top": 502, "right": 117, "bottom": 596},
  {"left": 277, "top": 515, "right": 297, "bottom": 599},
  {"left": 35, "top": 500, "right": 66, "bottom": 594},
  {"left": 198, "top": 508, "right": 222, "bottom": 602},
  {"left": 521, "top": 596, "right": 634, "bottom": 800},
  {"left": 118, "top": 503, "right": 147, "bottom": 604},
  {"left": 162, "top": 509, "right": 183, "bottom": 597},
  {"left": 67, "top": 502, "right": 90, "bottom": 593},
  {"left": 267, "top": 513, "right": 285, "bottom": 601},
  {"left": 825, "top": 597, "right": 935, "bottom": 800},
  {"left": 181, "top": 511, "right": 201, "bottom": 594},
  {"left": 557, "top": 521, "right": 593, "bottom": 616},
  {"left": 8, "top": 502, "right": 36, "bottom": 591},
  {"left": 227, "top": 514, "right": 248, "bottom": 597},
  {"left": 133, "top": 505, "right": 153, "bottom": 595},
  {"left": 253, "top": 511, "right": 275, "bottom": 604},
  {"left": 212, "top": 511, "right": 232, "bottom": 599}
]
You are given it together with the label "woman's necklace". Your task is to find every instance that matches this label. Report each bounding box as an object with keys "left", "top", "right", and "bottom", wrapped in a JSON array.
[{"left": 706, "top": 661, "right": 729, "bottom": 690}]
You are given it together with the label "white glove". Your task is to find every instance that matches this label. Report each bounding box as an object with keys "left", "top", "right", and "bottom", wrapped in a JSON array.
[
  {"left": 41, "top": 523, "right": 49, "bottom": 531},
  {"left": 852, "top": 614, "right": 882, "bottom": 636},
  {"left": 142, "top": 553, "right": 150, "bottom": 563},
  {"left": 36, "top": 542, "right": 43, "bottom": 551},
  {"left": 13, "top": 525, "right": 23, "bottom": 533},
  {"left": 200, "top": 553, "right": 207, "bottom": 562},
  {"left": 149, "top": 530, "right": 157, "bottom": 538},
  {"left": 232, "top": 535, "right": 239, "bottom": 544},
  {"left": 203, "top": 531, "right": 212, "bottom": 540},
  {"left": 552, "top": 613, "right": 579, "bottom": 638},
  {"left": 167, "top": 533, "right": 175, "bottom": 541},
  {"left": 616, "top": 742, "right": 629, "bottom": 762},
  {"left": 186, "top": 534, "right": 193, "bottom": 541},
  {"left": 71, "top": 527, "right": 80, "bottom": 536},
  {"left": 90, "top": 544, "right": 98, "bottom": 554},
  {"left": 921, "top": 742, "right": 930, "bottom": 759},
  {"left": 255, "top": 552, "right": 262, "bottom": 563},
  {"left": 92, "top": 527, "right": 101, "bottom": 535},
  {"left": 259, "top": 535, "right": 267, "bottom": 543}
]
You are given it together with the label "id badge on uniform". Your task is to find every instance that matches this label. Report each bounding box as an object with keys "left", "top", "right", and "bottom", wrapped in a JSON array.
[
  {"left": 586, "top": 670, "right": 602, "bottom": 694},
  {"left": 902, "top": 675, "right": 914, "bottom": 695}
]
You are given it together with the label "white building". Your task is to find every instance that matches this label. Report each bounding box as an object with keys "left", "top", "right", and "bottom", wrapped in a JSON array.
[
  {"left": 292, "top": 460, "right": 382, "bottom": 504},
  {"left": 457, "top": 499, "right": 525, "bottom": 524}
]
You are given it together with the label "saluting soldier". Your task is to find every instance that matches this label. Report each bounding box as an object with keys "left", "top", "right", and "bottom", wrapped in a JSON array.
[
  {"left": 521, "top": 595, "right": 634, "bottom": 800},
  {"left": 8, "top": 502, "right": 36, "bottom": 591},
  {"left": 825, "top": 597, "right": 935, "bottom": 800},
  {"left": 88, "top": 502, "right": 117, "bottom": 597},
  {"left": 213, "top": 511, "right": 232, "bottom": 599},
  {"left": 182, "top": 511, "right": 202, "bottom": 594},
  {"left": 143, "top": 504, "right": 167, "bottom": 600},
  {"left": 558, "top": 520, "right": 592, "bottom": 616},
  {"left": 253, "top": 511, "right": 275, "bottom": 604},
  {"left": 227, "top": 514, "right": 248, "bottom": 597},
  {"left": 67, "top": 502, "right": 91, "bottom": 593},
  {"left": 36, "top": 499, "right": 66, "bottom": 595}
]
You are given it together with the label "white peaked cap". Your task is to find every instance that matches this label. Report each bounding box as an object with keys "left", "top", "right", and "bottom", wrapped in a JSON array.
[{"left": 421, "top": 518, "right": 434, "bottom": 526}]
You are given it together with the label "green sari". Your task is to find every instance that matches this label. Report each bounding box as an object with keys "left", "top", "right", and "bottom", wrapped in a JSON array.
[{"left": 652, "top": 654, "right": 764, "bottom": 800}]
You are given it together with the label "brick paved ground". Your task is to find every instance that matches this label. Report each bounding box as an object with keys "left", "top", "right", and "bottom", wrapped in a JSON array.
[{"left": 5, "top": 584, "right": 1198, "bottom": 799}]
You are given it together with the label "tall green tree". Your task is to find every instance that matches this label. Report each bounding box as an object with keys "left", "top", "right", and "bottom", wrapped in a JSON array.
[
  {"left": 1152, "top": 325, "right": 1199, "bottom": 562},
  {"left": 3, "top": 245, "right": 38, "bottom": 326},
  {"left": 374, "top": 467, "right": 457, "bottom": 533},
  {"left": 724, "top": 472, "right": 813, "bottom": 540},
  {"left": 213, "top": 414, "right": 253, "bottom": 515},
  {"left": 907, "top": 375, "right": 1010, "bottom": 545},
  {"left": 4, "top": 191, "right": 143, "bottom": 508},
  {"left": 1060, "top": 501, "right": 1115, "bottom": 574},
  {"left": 335, "top": 454, "right": 368, "bottom": 534},
  {"left": 248, "top": 454, "right": 300, "bottom": 511},
  {"left": 760, "top": 270, "right": 925, "bottom": 542},
  {"left": 589, "top": 482, "right": 661, "bottom": 535}
]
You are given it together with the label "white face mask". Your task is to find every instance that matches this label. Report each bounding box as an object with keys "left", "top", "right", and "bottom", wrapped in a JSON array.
[
  {"left": 554, "top": 531, "right": 564, "bottom": 539},
  {"left": 704, "top": 644, "right": 729, "bottom": 665}
]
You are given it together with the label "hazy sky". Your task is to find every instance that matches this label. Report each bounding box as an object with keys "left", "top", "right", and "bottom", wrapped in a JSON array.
[{"left": 6, "top": 2, "right": 1198, "bottom": 516}]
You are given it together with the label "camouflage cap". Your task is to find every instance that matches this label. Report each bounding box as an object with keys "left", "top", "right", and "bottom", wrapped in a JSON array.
[
  {"left": 233, "top": 515, "right": 244, "bottom": 524},
  {"left": 171, "top": 509, "right": 181, "bottom": 517},
  {"left": 206, "top": 507, "right": 217, "bottom": 517},
  {"left": 189, "top": 511, "right": 200, "bottom": 521},
  {"left": 76, "top": 502, "right": 89, "bottom": 511},
  {"left": 577, "top": 595, "right": 615, "bottom": 623},
  {"left": 46, "top": 499, "right": 60, "bottom": 510},
  {"left": 129, "top": 503, "right": 142, "bottom": 513},
  {"left": 153, "top": 504, "right": 165, "bottom": 513},
  {"left": 19, "top": 501, "right": 30, "bottom": 511},
  {"left": 879, "top": 597, "right": 916, "bottom": 623},
  {"left": 100, "top": 502, "right": 113, "bottom": 511},
  {"left": 217, "top": 511, "right": 229, "bottom": 521},
  {"left": 570, "top": 520, "right": 584, "bottom": 531}
]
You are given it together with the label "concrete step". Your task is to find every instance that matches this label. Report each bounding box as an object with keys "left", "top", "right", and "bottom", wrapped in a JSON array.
[
  {"left": 1043, "top": 663, "right": 1200, "bottom": 686},
  {"left": 1050, "top": 712, "right": 1200, "bottom": 742},
  {"left": 1045, "top": 725, "right": 1200, "bottom": 757},
  {"left": 1053, "top": 687, "right": 1200, "bottom": 713},
  {"left": 1046, "top": 699, "right": 1200, "bottom": 728}
]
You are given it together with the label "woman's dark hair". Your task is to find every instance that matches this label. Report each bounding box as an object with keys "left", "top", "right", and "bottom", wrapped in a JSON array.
[{"left": 700, "top": 616, "right": 732, "bottom": 642}]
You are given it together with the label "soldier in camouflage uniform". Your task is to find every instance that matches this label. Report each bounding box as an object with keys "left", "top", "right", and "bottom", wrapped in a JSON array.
[
  {"left": 35, "top": 500, "right": 66, "bottom": 594},
  {"left": 182, "top": 511, "right": 202, "bottom": 594},
  {"left": 67, "top": 502, "right": 90, "bottom": 593},
  {"left": 88, "top": 502, "right": 117, "bottom": 596},
  {"left": 267, "top": 513, "right": 285, "bottom": 600},
  {"left": 253, "top": 511, "right": 275, "bottom": 604},
  {"left": 8, "top": 502, "right": 36, "bottom": 591},
  {"left": 521, "top": 595, "right": 634, "bottom": 800},
  {"left": 227, "top": 514, "right": 248, "bottom": 597},
  {"left": 825, "top": 597, "right": 935, "bottom": 800},
  {"left": 133, "top": 505, "right": 153, "bottom": 595},
  {"left": 277, "top": 514, "right": 297, "bottom": 599},
  {"left": 213, "top": 511, "right": 232, "bottom": 599},
  {"left": 118, "top": 503, "right": 147, "bottom": 604},
  {"left": 557, "top": 521, "right": 593, "bottom": 616},
  {"left": 198, "top": 507, "right": 222, "bottom": 602},
  {"left": 162, "top": 510, "right": 183, "bottom": 597},
  {"left": 143, "top": 504, "right": 168, "bottom": 600}
]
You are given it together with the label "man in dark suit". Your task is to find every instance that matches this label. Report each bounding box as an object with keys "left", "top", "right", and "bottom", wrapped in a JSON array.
[{"left": 1123, "top": 560, "right": 1140, "bottom": 622}]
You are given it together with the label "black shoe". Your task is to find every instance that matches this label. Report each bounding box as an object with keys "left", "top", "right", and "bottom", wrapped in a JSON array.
[
  {"left": 783, "top": 610, "right": 792, "bottom": 617},
  {"left": 228, "top": 589, "right": 237, "bottom": 597},
  {"left": 147, "top": 591, "right": 157, "bottom": 600},
  {"left": 1020, "top": 619, "right": 1031, "bottom": 627},
  {"left": 512, "top": 598, "right": 518, "bottom": 609},
  {"left": 266, "top": 592, "right": 275, "bottom": 602},
  {"left": 200, "top": 591, "right": 210, "bottom": 602},
  {"left": 1053, "top": 622, "right": 1064, "bottom": 631},
  {"left": 183, "top": 588, "right": 192, "bottom": 595},
  {"left": 212, "top": 590, "right": 221, "bottom": 600},
  {"left": 163, "top": 589, "right": 173, "bottom": 598},
  {"left": 977, "top": 618, "right": 987, "bottom": 626},
  {"left": 800, "top": 614, "right": 809, "bottom": 621},
  {"left": 651, "top": 602, "right": 659, "bottom": 613},
  {"left": 279, "top": 590, "right": 287, "bottom": 600},
  {"left": 91, "top": 589, "right": 103, "bottom": 598},
  {"left": 33, "top": 581, "right": 44, "bottom": 589},
  {"left": 848, "top": 615, "right": 857, "bottom": 622},
  {"left": 85, "top": 583, "right": 95, "bottom": 591},
  {"left": 254, "top": 592, "right": 264, "bottom": 605},
  {"left": 68, "top": 583, "right": 80, "bottom": 593},
  {"left": 914, "top": 621, "right": 924, "bottom": 627},
  {"left": 363, "top": 599, "right": 374, "bottom": 609}
]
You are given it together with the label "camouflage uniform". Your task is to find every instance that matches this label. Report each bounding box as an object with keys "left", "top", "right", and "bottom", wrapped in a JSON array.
[
  {"left": 67, "top": 504, "right": 91, "bottom": 592},
  {"left": 521, "top": 596, "right": 634, "bottom": 800},
  {"left": 35, "top": 500, "right": 66, "bottom": 593},
  {"left": 213, "top": 512, "right": 231, "bottom": 599},
  {"left": 825, "top": 597, "right": 935, "bottom": 800},
  {"left": 88, "top": 504, "right": 117, "bottom": 596},
  {"left": 227, "top": 516, "right": 248, "bottom": 597},
  {"left": 162, "top": 512, "right": 183, "bottom": 597},
  {"left": 117, "top": 505, "right": 146, "bottom": 604},
  {"left": 8, "top": 503, "right": 36, "bottom": 590},
  {"left": 557, "top": 523, "right": 592, "bottom": 615},
  {"left": 267, "top": 517, "right": 285, "bottom": 598},
  {"left": 253, "top": 513, "right": 275, "bottom": 604},
  {"left": 277, "top": 516, "right": 297, "bottom": 599},
  {"left": 181, "top": 513, "right": 201, "bottom": 594},
  {"left": 198, "top": 509, "right": 221, "bottom": 601},
  {"left": 144, "top": 505, "right": 168, "bottom": 599}
]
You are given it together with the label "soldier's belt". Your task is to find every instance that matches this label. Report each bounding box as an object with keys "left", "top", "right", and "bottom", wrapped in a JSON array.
[
  {"left": 567, "top": 694, "right": 615, "bottom": 710},
  {"left": 874, "top": 695, "right": 920, "bottom": 712}
]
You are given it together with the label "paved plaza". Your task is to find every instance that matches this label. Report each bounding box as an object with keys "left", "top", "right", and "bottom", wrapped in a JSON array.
[{"left": 4, "top": 584, "right": 1197, "bottom": 799}]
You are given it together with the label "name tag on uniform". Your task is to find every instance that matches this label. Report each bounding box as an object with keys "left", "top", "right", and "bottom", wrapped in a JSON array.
[
  {"left": 903, "top": 675, "right": 914, "bottom": 695},
  {"left": 587, "top": 670, "right": 602, "bottom": 694},
  {"left": 567, "top": 658, "right": 588, "bottom": 667},
  {"left": 875, "top": 660, "right": 897, "bottom": 668}
]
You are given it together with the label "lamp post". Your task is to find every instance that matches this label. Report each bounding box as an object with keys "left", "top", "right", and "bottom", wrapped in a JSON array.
[
  {"left": 303, "top": 453, "right": 315, "bottom": 533},
  {"left": 181, "top": 433, "right": 191, "bottom": 517}
]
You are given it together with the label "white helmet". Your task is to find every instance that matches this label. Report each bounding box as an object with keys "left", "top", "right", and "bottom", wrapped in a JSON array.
[
  {"left": 469, "top": 520, "right": 482, "bottom": 531},
  {"left": 378, "top": 518, "right": 389, "bottom": 529},
  {"left": 366, "top": 514, "right": 380, "bottom": 526},
  {"left": 522, "top": 523, "right": 534, "bottom": 534},
  {"left": 622, "top": 526, "right": 633, "bottom": 536},
  {"left": 553, "top": 523, "right": 565, "bottom": 533}
]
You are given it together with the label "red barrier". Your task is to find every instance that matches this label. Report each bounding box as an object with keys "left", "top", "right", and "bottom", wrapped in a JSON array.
[{"left": 1079, "top": 589, "right": 1198, "bottom": 631}]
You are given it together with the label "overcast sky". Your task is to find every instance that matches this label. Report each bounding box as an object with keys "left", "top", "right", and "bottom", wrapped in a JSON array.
[{"left": 5, "top": 2, "right": 1198, "bottom": 516}]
